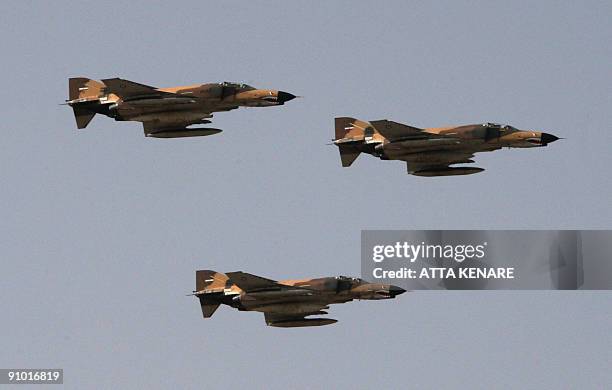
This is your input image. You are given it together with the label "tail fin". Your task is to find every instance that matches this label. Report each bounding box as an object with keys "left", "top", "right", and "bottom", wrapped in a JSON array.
[
  {"left": 68, "top": 77, "right": 105, "bottom": 129},
  {"left": 335, "top": 117, "right": 356, "bottom": 140},
  {"left": 196, "top": 270, "right": 229, "bottom": 291},
  {"left": 334, "top": 117, "right": 373, "bottom": 139},
  {"left": 68, "top": 77, "right": 105, "bottom": 101},
  {"left": 196, "top": 270, "right": 229, "bottom": 319},
  {"left": 335, "top": 117, "right": 370, "bottom": 167}
]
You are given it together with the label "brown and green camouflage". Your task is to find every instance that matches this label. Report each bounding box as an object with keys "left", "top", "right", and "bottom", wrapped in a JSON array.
[
  {"left": 66, "top": 77, "right": 297, "bottom": 138},
  {"left": 334, "top": 117, "right": 560, "bottom": 176},
  {"left": 193, "top": 270, "right": 406, "bottom": 328}
]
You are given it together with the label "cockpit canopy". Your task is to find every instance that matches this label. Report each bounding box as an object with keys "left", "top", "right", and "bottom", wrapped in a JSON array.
[
  {"left": 220, "top": 81, "right": 255, "bottom": 91},
  {"left": 483, "top": 123, "right": 517, "bottom": 132},
  {"left": 335, "top": 275, "right": 364, "bottom": 284}
]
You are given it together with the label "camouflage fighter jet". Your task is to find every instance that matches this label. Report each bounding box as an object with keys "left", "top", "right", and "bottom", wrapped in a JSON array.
[
  {"left": 192, "top": 270, "right": 406, "bottom": 327},
  {"left": 333, "top": 117, "right": 560, "bottom": 176},
  {"left": 65, "top": 77, "right": 297, "bottom": 138}
]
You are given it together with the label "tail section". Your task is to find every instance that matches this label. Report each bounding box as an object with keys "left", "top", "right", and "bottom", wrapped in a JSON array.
[
  {"left": 336, "top": 117, "right": 367, "bottom": 140},
  {"left": 200, "top": 302, "right": 220, "bottom": 318},
  {"left": 68, "top": 77, "right": 105, "bottom": 129},
  {"left": 68, "top": 77, "right": 105, "bottom": 101},
  {"left": 196, "top": 270, "right": 229, "bottom": 292},
  {"left": 335, "top": 117, "right": 371, "bottom": 167},
  {"left": 195, "top": 270, "right": 229, "bottom": 319},
  {"left": 338, "top": 145, "right": 361, "bottom": 167},
  {"left": 72, "top": 107, "right": 96, "bottom": 129}
]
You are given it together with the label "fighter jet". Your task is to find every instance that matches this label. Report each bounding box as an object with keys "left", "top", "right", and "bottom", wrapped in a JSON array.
[
  {"left": 333, "top": 117, "right": 560, "bottom": 176},
  {"left": 192, "top": 270, "right": 406, "bottom": 327},
  {"left": 65, "top": 77, "right": 297, "bottom": 138}
]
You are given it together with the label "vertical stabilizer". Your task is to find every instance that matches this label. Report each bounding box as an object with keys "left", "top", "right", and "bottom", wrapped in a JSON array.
[
  {"left": 334, "top": 117, "right": 371, "bottom": 140},
  {"left": 335, "top": 117, "right": 369, "bottom": 167},
  {"left": 68, "top": 77, "right": 105, "bottom": 129},
  {"left": 196, "top": 270, "right": 229, "bottom": 291},
  {"left": 68, "top": 77, "right": 105, "bottom": 101},
  {"left": 195, "top": 270, "right": 229, "bottom": 319}
]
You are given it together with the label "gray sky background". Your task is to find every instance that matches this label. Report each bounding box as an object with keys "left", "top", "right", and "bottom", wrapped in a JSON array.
[{"left": 1, "top": 1, "right": 611, "bottom": 388}]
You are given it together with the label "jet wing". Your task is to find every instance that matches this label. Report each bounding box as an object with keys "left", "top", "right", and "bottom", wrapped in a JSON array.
[
  {"left": 226, "top": 271, "right": 287, "bottom": 292},
  {"left": 370, "top": 120, "right": 430, "bottom": 141},
  {"left": 101, "top": 78, "right": 176, "bottom": 99},
  {"left": 211, "top": 105, "right": 239, "bottom": 113}
]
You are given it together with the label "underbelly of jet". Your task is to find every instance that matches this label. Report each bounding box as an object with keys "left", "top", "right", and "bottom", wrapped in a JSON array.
[
  {"left": 268, "top": 318, "right": 338, "bottom": 327},
  {"left": 247, "top": 303, "right": 329, "bottom": 314},
  {"left": 129, "top": 111, "right": 213, "bottom": 124},
  {"left": 413, "top": 167, "right": 484, "bottom": 176}
]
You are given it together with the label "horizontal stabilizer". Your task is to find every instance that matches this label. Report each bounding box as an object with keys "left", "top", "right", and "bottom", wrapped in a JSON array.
[
  {"left": 73, "top": 107, "right": 96, "bottom": 129},
  {"left": 338, "top": 144, "right": 361, "bottom": 167},
  {"left": 200, "top": 302, "right": 221, "bottom": 318}
]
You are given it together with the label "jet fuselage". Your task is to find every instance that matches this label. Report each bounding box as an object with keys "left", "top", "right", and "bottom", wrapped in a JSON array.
[
  {"left": 66, "top": 78, "right": 297, "bottom": 137},
  {"left": 193, "top": 271, "right": 405, "bottom": 327},
  {"left": 334, "top": 118, "right": 560, "bottom": 176}
]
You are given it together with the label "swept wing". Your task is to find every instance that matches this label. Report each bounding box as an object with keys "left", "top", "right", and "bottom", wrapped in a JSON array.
[{"left": 101, "top": 78, "right": 178, "bottom": 100}]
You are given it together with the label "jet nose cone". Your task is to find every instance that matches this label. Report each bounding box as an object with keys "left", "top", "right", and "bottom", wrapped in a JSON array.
[
  {"left": 277, "top": 91, "right": 296, "bottom": 104},
  {"left": 541, "top": 133, "right": 559, "bottom": 144},
  {"left": 389, "top": 285, "right": 407, "bottom": 296}
]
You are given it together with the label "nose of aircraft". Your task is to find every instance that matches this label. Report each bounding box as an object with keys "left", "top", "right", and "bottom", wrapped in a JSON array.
[
  {"left": 389, "top": 285, "right": 407, "bottom": 296},
  {"left": 540, "top": 133, "right": 560, "bottom": 144},
  {"left": 277, "top": 91, "right": 297, "bottom": 104}
]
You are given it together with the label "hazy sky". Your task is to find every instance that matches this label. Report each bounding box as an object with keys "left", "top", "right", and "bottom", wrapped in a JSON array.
[{"left": 1, "top": 1, "right": 611, "bottom": 388}]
